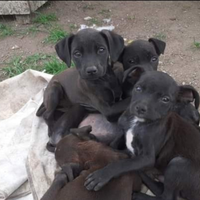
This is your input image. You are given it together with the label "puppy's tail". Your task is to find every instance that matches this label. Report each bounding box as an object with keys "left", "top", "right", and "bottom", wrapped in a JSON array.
[{"left": 36, "top": 103, "right": 45, "bottom": 116}]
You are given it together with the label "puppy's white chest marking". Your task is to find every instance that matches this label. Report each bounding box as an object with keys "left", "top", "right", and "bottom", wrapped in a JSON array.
[
  {"left": 126, "top": 117, "right": 145, "bottom": 155},
  {"left": 126, "top": 129, "right": 135, "bottom": 154}
]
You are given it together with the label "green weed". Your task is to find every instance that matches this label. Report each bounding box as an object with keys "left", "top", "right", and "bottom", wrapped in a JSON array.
[
  {"left": 33, "top": 12, "right": 58, "bottom": 25},
  {"left": 193, "top": 39, "right": 200, "bottom": 49},
  {"left": 44, "top": 26, "right": 68, "bottom": 44},
  {"left": 0, "top": 23, "right": 14, "bottom": 38},
  {"left": 1, "top": 54, "right": 70, "bottom": 78}
]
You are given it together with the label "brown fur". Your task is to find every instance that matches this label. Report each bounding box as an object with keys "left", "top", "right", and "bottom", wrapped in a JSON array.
[{"left": 41, "top": 130, "right": 142, "bottom": 200}]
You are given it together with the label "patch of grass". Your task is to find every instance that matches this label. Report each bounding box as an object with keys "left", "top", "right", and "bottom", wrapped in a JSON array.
[
  {"left": 44, "top": 26, "right": 68, "bottom": 44},
  {"left": 27, "top": 25, "right": 40, "bottom": 35},
  {"left": 154, "top": 33, "right": 166, "bottom": 41},
  {"left": 0, "top": 23, "right": 14, "bottom": 38},
  {"left": 2, "top": 54, "right": 52, "bottom": 77},
  {"left": 193, "top": 39, "right": 200, "bottom": 49},
  {"left": 17, "top": 25, "right": 41, "bottom": 36},
  {"left": 87, "top": 17, "right": 101, "bottom": 26},
  {"left": 33, "top": 12, "right": 58, "bottom": 25},
  {"left": 43, "top": 56, "right": 69, "bottom": 74},
  {"left": 1, "top": 54, "right": 71, "bottom": 78}
]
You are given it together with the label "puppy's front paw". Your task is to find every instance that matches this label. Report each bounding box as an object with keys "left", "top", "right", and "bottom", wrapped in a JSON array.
[
  {"left": 62, "top": 163, "right": 82, "bottom": 182},
  {"left": 84, "top": 169, "right": 110, "bottom": 191},
  {"left": 53, "top": 171, "right": 68, "bottom": 188}
]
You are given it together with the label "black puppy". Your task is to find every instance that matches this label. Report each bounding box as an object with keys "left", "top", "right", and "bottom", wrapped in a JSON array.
[
  {"left": 120, "top": 38, "right": 166, "bottom": 71},
  {"left": 36, "top": 28, "right": 129, "bottom": 151},
  {"left": 122, "top": 66, "right": 200, "bottom": 127},
  {"left": 84, "top": 70, "right": 200, "bottom": 200},
  {"left": 118, "top": 39, "right": 199, "bottom": 126},
  {"left": 110, "top": 67, "right": 200, "bottom": 150},
  {"left": 174, "top": 84, "right": 200, "bottom": 126},
  {"left": 117, "top": 38, "right": 166, "bottom": 97}
]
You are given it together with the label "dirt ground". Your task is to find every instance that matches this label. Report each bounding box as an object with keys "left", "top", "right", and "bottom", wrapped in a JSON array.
[{"left": 0, "top": 1, "right": 200, "bottom": 91}]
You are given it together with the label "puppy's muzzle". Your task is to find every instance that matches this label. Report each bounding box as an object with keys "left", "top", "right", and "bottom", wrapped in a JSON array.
[
  {"left": 135, "top": 104, "right": 147, "bottom": 116},
  {"left": 86, "top": 66, "right": 98, "bottom": 76}
]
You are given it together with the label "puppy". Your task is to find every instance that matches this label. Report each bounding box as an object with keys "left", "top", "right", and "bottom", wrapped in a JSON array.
[
  {"left": 41, "top": 126, "right": 142, "bottom": 200},
  {"left": 36, "top": 28, "right": 130, "bottom": 151},
  {"left": 122, "top": 66, "right": 200, "bottom": 126},
  {"left": 118, "top": 39, "right": 199, "bottom": 126},
  {"left": 120, "top": 38, "right": 166, "bottom": 71},
  {"left": 116, "top": 38, "right": 166, "bottom": 97},
  {"left": 84, "top": 70, "right": 200, "bottom": 200}
]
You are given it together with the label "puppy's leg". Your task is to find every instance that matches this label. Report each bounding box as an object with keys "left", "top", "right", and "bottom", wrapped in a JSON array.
[
  {"left": 47, "top": 105, "right": 87, "bottom": 152},
  {"left": 134, "top": 157, "right": 200, "bottom": 200},
  {"left": 36, "top": 103, "right": 46, "bottom": 116},
  {"left": 161, "top": 157, "right": 200, "bottom": 200},
  {"left": 139, "top": 172, "right": 164, "bottom": 196},
  {"left": 61, "top": 162, "right": 83, "bottom": 181},
  {"left": 41, "top": 170, "right": 68, "bottom": 200},
  {"left": 43, "top": 81, "right": 64, "bottom": 121}
]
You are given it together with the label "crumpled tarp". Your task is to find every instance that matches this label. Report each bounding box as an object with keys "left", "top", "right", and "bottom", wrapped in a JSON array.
[{"left": 0, "top": 69, "right": 184, "bottom": 200}]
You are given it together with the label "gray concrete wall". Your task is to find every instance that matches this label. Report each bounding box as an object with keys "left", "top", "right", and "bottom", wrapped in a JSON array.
[{"left": 0, "top": 1, "right": 46, "bottom": 15}]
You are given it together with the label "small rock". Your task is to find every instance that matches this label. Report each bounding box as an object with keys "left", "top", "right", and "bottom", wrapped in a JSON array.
[
  {"left": 103, "top": 18, "right": 111, "bottom": 24},
  {"left": 182, "top": 82, "right": 186, "bottom": 85},
  {"left": 84, "top": 16, "right": 92, "bottom": 21},
  {"left": 11, "top": 45, "right": 20, "bottom": 50},
  {"left": 96, "top": 25, "right": 115, "bottom": 31}
]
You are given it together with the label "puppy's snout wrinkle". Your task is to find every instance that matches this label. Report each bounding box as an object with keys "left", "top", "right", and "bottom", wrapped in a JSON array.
[{"left": 86, "top": 66, "right": 98, "bottom": 75}]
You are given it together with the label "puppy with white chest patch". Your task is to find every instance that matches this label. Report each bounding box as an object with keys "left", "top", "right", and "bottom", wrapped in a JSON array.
[{"left": 84, "top": 70, "right": 200, "bottom": 200}]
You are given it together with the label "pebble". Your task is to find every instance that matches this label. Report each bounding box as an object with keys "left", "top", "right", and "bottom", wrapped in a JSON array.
[
  {"left": 103, "top": 18, "right": 111, "bottom": 24},
  {"left": 11, "top": 45, "right": 20, "bottom": 50},
  {"left": 84, "top": 16, "right": 92, "bottom": 21}
]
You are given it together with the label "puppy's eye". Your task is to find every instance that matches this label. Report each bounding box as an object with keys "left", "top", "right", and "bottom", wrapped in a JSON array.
[
  {"left": 151, "top": 56, "right": 158, "bottom": 62},
  {"left": 135, "top": 86, "right": 142, "bottom": 92},
  {"left": 73, "top": 51, "right": 82, "bottom": 58},
  {"left": 162, "top": 96, "right": 170, "bottom": 103},
  {"left": 129, "top": 59, "right": 135, "bottom": 64},
  {"left": 98, "top": 47, "right": 105, "bottom": 54}
]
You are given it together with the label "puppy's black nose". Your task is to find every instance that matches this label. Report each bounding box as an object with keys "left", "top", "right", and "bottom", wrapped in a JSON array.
[
  {"left": 86, "top": 66, "right": 98, "bottom": 75},
  {"left": 135, "top": 104, "right": 147, "bottom": 114}
]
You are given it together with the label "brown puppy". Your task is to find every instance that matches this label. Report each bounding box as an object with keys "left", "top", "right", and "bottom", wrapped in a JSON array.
[{"left": 41, "top": 126, "right": 142, "bottom": 200}]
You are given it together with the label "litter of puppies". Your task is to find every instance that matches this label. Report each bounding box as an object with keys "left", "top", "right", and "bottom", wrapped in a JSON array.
[{"left": 38, "top": 28, "right": 200, "bottom": 200}]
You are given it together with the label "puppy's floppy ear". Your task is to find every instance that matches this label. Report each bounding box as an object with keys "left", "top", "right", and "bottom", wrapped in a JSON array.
[
  {"left": 70, "top": 125, "right": 97, "bottom": 141},
  {"left": 123, "top": 66, "right": 144, "bottom": 84},
  {"left": 178, "top": 85, "right": 200, "bottom": 109},
  {"left": 148, "top": 38, "right": 166, "bottom": 56},
  {"left": 100, "top": 30, "right": 124, "bottom": 62},
  {"left": 117, "top": 49, "right": 124, "bottom": 63},
  {"left": 55, "top": 34, "right": 74, "bottom": 67},
  {"left": 70, "top": 125, "right": 92, "bottom": 136}
]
